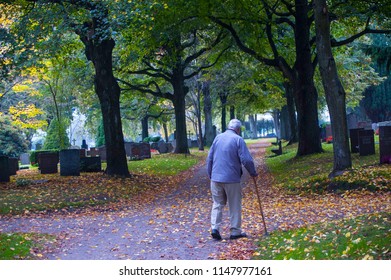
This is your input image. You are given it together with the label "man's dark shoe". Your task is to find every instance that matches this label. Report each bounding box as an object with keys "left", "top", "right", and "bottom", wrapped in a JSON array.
[
  {"left": 230, "top": 233, "right": 247, "bottom": 240},
  {"left": 211, "top": 229, "right": 222, "bottom": 240}
]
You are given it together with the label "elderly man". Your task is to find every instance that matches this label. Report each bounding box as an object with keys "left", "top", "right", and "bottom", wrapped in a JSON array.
[{"left": 207, "top": 119, "right": 258, "bottom": 240}]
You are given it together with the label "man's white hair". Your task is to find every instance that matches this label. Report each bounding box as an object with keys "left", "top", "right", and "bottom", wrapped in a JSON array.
[{"left": 228, "top": 119, "right": 242, "bottom": 130}]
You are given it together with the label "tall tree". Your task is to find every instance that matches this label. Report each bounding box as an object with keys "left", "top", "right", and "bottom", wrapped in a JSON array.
[
  {"left": 16, "top": 0, "right": 130, "bottom": 176},
  {"left": 120, "top": 16, "right": 229, "bottom": 153},
  {"left": 314, "top": 0, "right": 351, "bottom": 176}
]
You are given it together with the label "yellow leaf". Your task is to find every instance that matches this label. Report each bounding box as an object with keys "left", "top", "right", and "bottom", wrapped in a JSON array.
[
  {"left": 345, "top": 232, "right": 351, "bottom": 238},
  {"left": 362, "top": 254, "right": 373, "bottom": 260}
]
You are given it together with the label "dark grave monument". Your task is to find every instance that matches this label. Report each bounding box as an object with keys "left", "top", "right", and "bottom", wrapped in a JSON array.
[
  {"left": 60, "top": 149, "right": 80, "bottom": 176},
  {"left": 20, "top": 153, "right": 30, "bottom": 165},
  {"left": 0, "top": 156, "right": 10, "bottom": 182},
  {"left": 158, "top": 141, "right": 174, "bottom": 154},
  {"left": 81, "top": 139, "right": 88, "bottom": 149},
  {"left": 349, "top": 128, "right": 364, "bottom": 153},
  {"left": 88, "top": 147, "right": 100, "bottom": 157},
  {"left": 358, "top": 130, "right": 375, "bottom": 156},
  {"left": 80, "top": 156, "right": 102, "bottom": 172},
  {"left": 129, "top": 143, "right": 151, "bottom": 159},
  {"left": 98, "top": 146, "right": 107, "bottom": 161},
  {"left": 80, "top": 148, "right": 86, "bottom": 158},
  {"left": 38, "top": 152, "right": 59, "bottom": 174},
  {"left": 8, "top": 157, "right": 19, "bottom": 175},
  {"left": 379, "top": 124, "right": 391, "bottom": 164}
]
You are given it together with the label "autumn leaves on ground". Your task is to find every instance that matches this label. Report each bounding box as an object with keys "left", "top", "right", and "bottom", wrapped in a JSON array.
[{"left": 0, "top": 139, "right": 390, "bottom": 260}]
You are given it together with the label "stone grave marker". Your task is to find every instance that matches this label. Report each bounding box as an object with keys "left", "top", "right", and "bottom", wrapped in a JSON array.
[
  {"left": 80, "top": 157, "right": 102, "bottom": 172},
  {"left": 349, "top": 128, "right": 364, "bottom": 153},
  {"left": 358, "top": 130, "right": 375, "bottom": 156},
  {"left": 129, "top": 143, "right": 151, "bottom": 159},
  {"left": 98, "top": 146, "right": 107, "bottom": 161},
  {"left": 8, "top": 157, "right": 19, "bottom": 175},
  {"left": 379, "top": 123, "right": 391, "bottom": 164},
  {"left": 60, "top": 149, "right": 80, "bottom": 176},
  {"left": 20, "top": 153, "right": 30, "bottom": 165},
  {"left": 38, "top": 152, "right": 59, "bottom": 174},
  {"left": 81, "top": 139, "right": 88, "bottom": 149},
  {"left": 89, "top": 147, "right": 100, "bottom": 157},
  {"left": 0, "top": 156, "right": 10, "bottom": 182}
]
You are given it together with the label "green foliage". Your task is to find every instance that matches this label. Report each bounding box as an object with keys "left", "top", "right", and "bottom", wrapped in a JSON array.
[
  {"left": 254, "top": 213, "right": 391, "bottom": 260},
  {"left": 0, "top": 115, "right": 28, "bottom": 157},
  {"left": 42, "top": 118, "right": 69, "bottom": 150},
  {"left": 143, "top": 136, "right": 161, "bottom": 143},
  {"left": 95, "top": 119, "right": 105, "bottom": 147}
]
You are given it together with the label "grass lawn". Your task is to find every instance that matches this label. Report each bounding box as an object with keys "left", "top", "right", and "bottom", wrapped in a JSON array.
[
  {"left": 0, "top": 232, "right": 57, "bottom": 260},
  {"left": 265, "top": 140, "right": 390, "bottom": 194},
  {"left": 253, "top": 212, "right": 390, "bottom": 260}
]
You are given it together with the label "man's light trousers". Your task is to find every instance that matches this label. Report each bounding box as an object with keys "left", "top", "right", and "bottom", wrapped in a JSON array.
[{"left": 210, "top": 181, "right": 242, "bottom": 236}]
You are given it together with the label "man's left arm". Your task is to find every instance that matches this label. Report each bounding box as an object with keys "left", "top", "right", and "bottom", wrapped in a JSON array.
[{"left": 238, "top": 139, "right": 258, "bottom": 177}]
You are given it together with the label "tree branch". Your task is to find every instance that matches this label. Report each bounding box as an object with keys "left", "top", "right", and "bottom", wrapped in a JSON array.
[{"left": 117, "top": 78, "right": 173, "bottom": 101}]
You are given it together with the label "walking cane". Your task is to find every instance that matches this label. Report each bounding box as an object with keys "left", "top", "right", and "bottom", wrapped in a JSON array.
[{"left": 252, "top": 177, "right": 269, "bottom": 236}]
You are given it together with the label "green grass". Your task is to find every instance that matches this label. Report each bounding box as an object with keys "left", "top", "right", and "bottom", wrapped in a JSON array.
[
  {"left": 265, "top": 141, "right": 390, "bottom": 194},
  {"left": 126, "top": 150, "right": 206, "bottom": 175},
  {"left": 0, "top": 232, "right": 57, "bottom": 260},
  {"left": 253, "top": 212, "right": 391, "bottom": 260}
]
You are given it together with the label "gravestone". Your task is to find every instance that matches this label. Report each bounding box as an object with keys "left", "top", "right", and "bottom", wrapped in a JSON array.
[
  {"left": 129, "top": 143, "right": 151, "bottom": 159},
  {"left": 38, "top": 152, "right": 59, "bottom": 174},
  {"left": 8, "top": 157, "right": 19, "bottom": 175},
  {"left": 0, "top": 156, "right": 10, "bottom": 182},
  {"left": 124, "top": 142, "right": 133, "bottom": 158},
  {"left": 379, "top": 124, "right": 391, "bottom": 164},
  {"left": 98, "top": 146, "right": 107, "bottom": 161},
  {"left": 80, "top": 149, "right": 86, "bottom": 158},
  {"left": 325, "top": 124, "right": 332, "bottom": 138},
  {"left": 349, "top": 128, "right": 364, "bottom": 153},
  {"left": 157, "top": 141, "right": 174, "bottom": 154},
  {"left": 60, "top": 149, "right": 80, "bottom": 176},
  {"left": 81, "top": 139, "right": 88, "bottom": 149},
  {"left": 89, "top": 147, "right": 100, "bottom": 157},
  {"left": 20, "top": 153, "right": 30, "bottom": 165},
  {"left": 80, "top": 157, "right": 102, "bottom": 172},
  {"left": 358, "top": 130, "right": 375, "bottom": 156}
]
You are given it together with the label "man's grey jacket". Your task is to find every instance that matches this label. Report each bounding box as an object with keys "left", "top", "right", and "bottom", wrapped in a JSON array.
[{"left": 207, "top": 129, "right": 257, "bottom": 183}]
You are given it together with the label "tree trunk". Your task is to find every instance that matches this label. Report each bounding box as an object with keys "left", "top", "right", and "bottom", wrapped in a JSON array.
[
  {"left": 172, "top": 76, "right": 189, "bottom": 154},
  {"left": 314, "top": 0, "right": 352, "bottom": 176},
  {"left": 272, "top": 110, "right": 281, "bottom": 139},
  {"left": 249, "top": 114, "right": 257, "bottom": 139},
  {"left": 284, "top": 81, "right": 298, "bottom": 144},
  {"left": 230, "top": 106, "right": 235, "bottom": 120},
  {"left": 280, "top": 105, "right": 290, "bottom": 140},
  {"left": 203, "top": 80, "right": 214, "bottom": 146},
  {"left": 163, "top": 122, "right": 169, "bottom": 142},
  {"left": 220, "top": 93, "right": 227, "bottom": 132},
  {"left": 87, "top": 38, "right": 129, "bottom": 177},
  {"left": 197, "top": 111, "right": 204, "bottom": 151},
  {"left": 293, "top": 0, "right": 322, "bottom": 156},
  {"left": 141, "top": 115, "right": 149, "bottom": 140}
]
